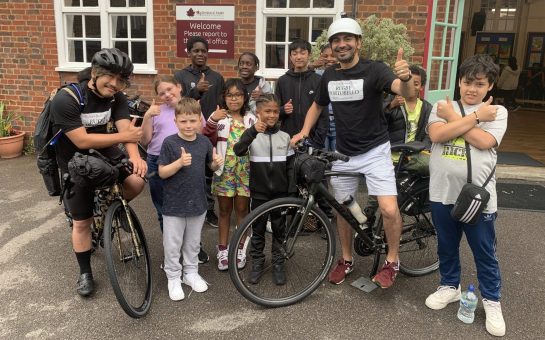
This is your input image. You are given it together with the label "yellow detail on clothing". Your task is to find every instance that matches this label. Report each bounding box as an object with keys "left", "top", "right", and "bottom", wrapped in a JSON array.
[{"left": 392, "top": 98, "right": 423, "bottom": 163}]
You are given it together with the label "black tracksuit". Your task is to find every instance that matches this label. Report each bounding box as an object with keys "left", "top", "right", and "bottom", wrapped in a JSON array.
[{"left": 275, "top": 69, "right": 329, "bottom": 148}]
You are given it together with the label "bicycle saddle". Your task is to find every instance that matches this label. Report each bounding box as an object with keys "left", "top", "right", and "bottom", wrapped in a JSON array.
[{"left": 390, "top": 141, "right": 427, "bottom": 154}]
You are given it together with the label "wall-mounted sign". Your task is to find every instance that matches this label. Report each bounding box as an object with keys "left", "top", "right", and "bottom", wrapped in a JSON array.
[{"left": 176, "top": 4, "right": 235, "bottom": 59}]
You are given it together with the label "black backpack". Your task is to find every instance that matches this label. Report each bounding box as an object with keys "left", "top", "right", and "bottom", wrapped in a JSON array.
[{"left": 35, "top": 83, "right": 84, "bottom": 196}]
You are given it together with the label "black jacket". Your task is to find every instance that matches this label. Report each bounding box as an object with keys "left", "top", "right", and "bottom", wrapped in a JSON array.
[
  {"left": 234, "top": 125, "right": 296, "bottom": 200},
  {"left": 383, "top": 95, "right": 432, "bottom": 148},
  {"left": 275, "top": 69, "right": 328, "bottom": 148},
  {"left": 174, "top": 65, "right": 225, "bottom": 119}
]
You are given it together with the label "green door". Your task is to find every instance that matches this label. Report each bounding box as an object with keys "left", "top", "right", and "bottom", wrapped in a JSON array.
[{"left": 425, "top": 0, "right": 465, "bottom": 105}]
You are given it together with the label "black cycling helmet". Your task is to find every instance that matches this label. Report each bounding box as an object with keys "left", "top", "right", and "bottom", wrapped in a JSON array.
[{"left": 91, "top": 48, "right": 133, "bottom": 78}]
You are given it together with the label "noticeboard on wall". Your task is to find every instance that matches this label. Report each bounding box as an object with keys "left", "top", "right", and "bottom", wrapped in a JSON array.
[
  {"left": 474, "top": 32, "right": 515, "bottom": 66},
  {"left": 524, "top": 32, "right": 545, "bottom": 68}
]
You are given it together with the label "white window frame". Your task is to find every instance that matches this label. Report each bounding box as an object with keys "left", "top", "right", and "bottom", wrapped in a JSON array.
[
  {"left": 54, "top": 0, "right": 156, "bottom": 74},
  {"left": 256, "top": 0, "right": 344, "bottom": 79}
]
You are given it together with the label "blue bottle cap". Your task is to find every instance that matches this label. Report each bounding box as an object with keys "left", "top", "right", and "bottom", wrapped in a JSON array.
[{"left": 468, "top": 284, "right": 475, "bottom": 291}]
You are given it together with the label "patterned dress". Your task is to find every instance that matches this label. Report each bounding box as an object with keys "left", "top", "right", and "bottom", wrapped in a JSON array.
[{"left": 212, "top": 118, "right": 250, "bottom": 197}]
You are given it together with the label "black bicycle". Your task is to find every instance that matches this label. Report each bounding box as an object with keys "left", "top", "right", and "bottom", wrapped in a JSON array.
[
  {"left": 62, "top": 149, "right": 152, "bottom": 318},
  {"left": 227, "top": 141, "right": 438, "bottom": 307}
]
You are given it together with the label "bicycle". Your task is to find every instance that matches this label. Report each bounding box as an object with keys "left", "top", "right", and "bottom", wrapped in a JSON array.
[
  {"left": 62, "top": 149, "right": 152, "bottom": 318},
  {"left": 227, "top": 140, "right": 438, "bottom": 307}
]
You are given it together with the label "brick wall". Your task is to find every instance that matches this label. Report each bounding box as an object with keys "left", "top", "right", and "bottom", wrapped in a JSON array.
[{"left": 0, "top": 0, "right": 428, "bottom": 142}]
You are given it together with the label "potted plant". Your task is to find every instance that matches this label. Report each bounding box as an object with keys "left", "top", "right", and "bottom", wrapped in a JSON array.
[{"left": 0, "top": 101, "right": 25, "bottom": 158}]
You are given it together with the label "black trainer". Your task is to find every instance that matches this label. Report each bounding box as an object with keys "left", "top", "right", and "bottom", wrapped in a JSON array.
[
  {"left": 76, "top": 273, "right": 95, "bottom": 297},
  {"left": 272, "top": 264, "right": 286, "bottom": 285},
  {"left": 198, "top": 247, "right": 209, "bottom": 264},
  {"left": 205, "top": 210, "right": 218, "bottom": 228},
  {"left": 248, "top": 262, "right": 264, "bottom": 284}
]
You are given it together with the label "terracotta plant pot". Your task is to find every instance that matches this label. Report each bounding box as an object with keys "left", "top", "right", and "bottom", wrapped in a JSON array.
[{"left": 0, "top": 130, "right": 25, "bottom": 159}]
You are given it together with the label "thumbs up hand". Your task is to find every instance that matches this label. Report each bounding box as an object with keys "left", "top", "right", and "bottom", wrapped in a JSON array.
[
  {"left": 254, "top": 116, "right": 267, "bottom": 133},
  {"left": 284, "top": 99, "right": 294, "bottom": 114},
  {"left": 211, "top": 146, "right": 224, "bottom": 170},
  {"left": 211, "top": 105, "right": 228, "bottom": 122},
  {"left": 251, "top": 85, "right": 262, "bottom": 100},
  {"left": 179, "top": 147, "right": 192, "bottom": 167},
  {"left": 145, "top": 99, "right": 161, "bottom": 117},
  {"left": 437, "top": 96, "right": 458, "bottom": 122},
  {"left": 394, "top": 47, "right": 411, "bottom": 82},
  {"left": 475, "top": 96, "right": 497, "bottom": 122},
  {"left": 124, "top": 118, "right": 143, "bottom": 142},
  {"left": 197, "top": 72, "right": 210, "bottom": 93}
]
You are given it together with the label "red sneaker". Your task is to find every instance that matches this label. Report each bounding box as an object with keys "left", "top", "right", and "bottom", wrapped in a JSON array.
[
  {"left": 328, "top": 258, "right": 354, "bottom": 284},
  {"left": 372, "top": 260, "right": 399, "bottom": 288}
]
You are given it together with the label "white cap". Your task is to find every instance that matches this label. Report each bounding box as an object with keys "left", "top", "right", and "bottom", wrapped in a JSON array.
[{"left": 327, "top": 17, "right": 362, "bottom": 41}]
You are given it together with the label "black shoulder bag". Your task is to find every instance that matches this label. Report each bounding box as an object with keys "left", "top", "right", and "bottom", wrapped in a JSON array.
[{"left": 450, "top": 101, "right": 495, "bottom": 225}]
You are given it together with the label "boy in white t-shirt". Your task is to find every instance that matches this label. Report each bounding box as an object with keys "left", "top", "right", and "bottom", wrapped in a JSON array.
[{"left": 425, "top": 54, "right": 508, "bottom": 337}]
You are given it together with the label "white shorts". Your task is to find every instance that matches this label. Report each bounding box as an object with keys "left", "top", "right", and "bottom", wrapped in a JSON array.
[{"left": 330, "top": 141, "right": 397, "bottom": 202}]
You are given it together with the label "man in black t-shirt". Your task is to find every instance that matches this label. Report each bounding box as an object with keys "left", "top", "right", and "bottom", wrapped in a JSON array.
[
  {"left": 292, "top": 18, "right": 416, "bottom": 288},
  {"left": 52, "top": 48, "right": 146, "bottom": 297}
]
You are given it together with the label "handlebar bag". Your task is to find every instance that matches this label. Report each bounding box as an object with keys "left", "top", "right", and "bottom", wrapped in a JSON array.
[
  {"left": 295, "top": 153, "right": 326, "bottom": 184},
  {"left": 68, "top": 152, "right": 119, "bottom": 189}
]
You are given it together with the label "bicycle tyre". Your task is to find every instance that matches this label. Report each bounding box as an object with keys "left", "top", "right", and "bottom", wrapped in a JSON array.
[
  {"left": 397, "top": 183, "right": 439, "bottom": 277},
  {"left": 104, "top": 200, "right": 152, "bottom": 318},
  {"left": 228, "top": 197, "right": 336, "bottom": 308}
]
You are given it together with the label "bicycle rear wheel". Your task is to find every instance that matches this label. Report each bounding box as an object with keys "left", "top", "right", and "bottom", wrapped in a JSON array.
[
  {"left": 397, "top": 184, "right": 439, "bottom": 276},
  {"left": 228, "top": 197, "right": 335, "bottom": 308},
  {"left": 104, "top": 200, "right": 152, "bottom": 318}
]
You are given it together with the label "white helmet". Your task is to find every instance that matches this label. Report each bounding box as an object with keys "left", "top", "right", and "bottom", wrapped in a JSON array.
[{"left": 327, "top": 18, "right": 362, "bottom": 42}]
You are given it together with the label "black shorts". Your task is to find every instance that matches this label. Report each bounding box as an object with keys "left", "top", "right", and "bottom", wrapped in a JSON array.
[{"left": 63, "top": 146, "right": 131, "bottom": 221}]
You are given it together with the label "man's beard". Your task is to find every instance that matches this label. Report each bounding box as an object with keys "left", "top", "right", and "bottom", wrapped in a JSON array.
[{"left": 335, "top": 49, "right": 356, "bottom": 64}]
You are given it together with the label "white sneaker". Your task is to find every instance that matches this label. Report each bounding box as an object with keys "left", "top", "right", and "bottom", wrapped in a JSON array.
[
  {"left": 483, "top": 299, "right": 506, "bottom": 337},
  {"left": 266, "top": 219, "right": 272, "bottom": 233},
  {"left": 217, "top": 245, "right": 228, "bottom": 271},
  {"left": 237, "top": 246, "right": 246, "bottom": 269},
  {"left": 425, "top": 285, "right": 461, "bottom": 310},
  {"left": 167, "top": 278, "right": 184, "bottom": 301},
  {"left": 182, "top": 273, "right": 208, "bottom": 293}
]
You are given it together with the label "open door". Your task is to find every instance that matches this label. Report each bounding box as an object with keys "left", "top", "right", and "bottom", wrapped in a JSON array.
[{"left": 423, "top": 0, "right": 465, "bottom": 104}]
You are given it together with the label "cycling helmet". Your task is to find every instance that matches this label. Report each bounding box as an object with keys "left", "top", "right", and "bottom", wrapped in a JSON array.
[
  {"left": 327, "top": 18, "right": 362, "bottom": 42},
  {"left": 91, "top": 48, "right": 133, "bottom": 78}
]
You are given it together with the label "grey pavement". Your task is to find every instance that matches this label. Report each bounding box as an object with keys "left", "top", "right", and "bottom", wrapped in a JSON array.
[{"left": 1, "top": 155, "right": 544, "bottom": 339}]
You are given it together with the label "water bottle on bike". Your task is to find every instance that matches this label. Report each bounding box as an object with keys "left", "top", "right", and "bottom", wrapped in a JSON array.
[
  {"left": 457, "top": 284, "right": 478, "bottom": 324},
  {"left": 342, "top": 195, "right": 367, "bottom": 228}
]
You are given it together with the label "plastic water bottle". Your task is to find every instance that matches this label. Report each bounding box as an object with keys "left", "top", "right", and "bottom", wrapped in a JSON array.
[
  {"left": 457, "top": 284, "right": 478, "bottom": 324},
  {"left": 342, "top": 195, "right": 367, "bottom": 226}
]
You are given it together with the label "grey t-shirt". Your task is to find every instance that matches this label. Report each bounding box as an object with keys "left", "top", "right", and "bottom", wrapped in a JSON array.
[
  {"left": 158, "top": 133, "right": 213, "bottom": 217},
  {"left": 427, "top": 101, "right": 508, "bottom": 213}
]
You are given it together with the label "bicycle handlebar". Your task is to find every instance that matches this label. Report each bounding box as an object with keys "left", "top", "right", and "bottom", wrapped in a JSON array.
[{"left": 294, "top": 139, "right": 350, "bottom": 163}]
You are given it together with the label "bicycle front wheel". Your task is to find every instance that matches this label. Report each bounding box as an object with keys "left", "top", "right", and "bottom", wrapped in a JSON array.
[
  {"left": 397, "top": 184, "right": 439, "bottom": 276},
  {"left": 228, "top": 197, "right": 336, "bottom": 308},
  {"left": 104, "top": 200, "right": 152, "bottom": 318}
]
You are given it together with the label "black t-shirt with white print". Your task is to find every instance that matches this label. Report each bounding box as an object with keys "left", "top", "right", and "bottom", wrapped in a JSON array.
[
  {"left": 51, "top": 80, "right": 130, "bottom": 170},
  {"left": 315, "top": 59, "right": 396, "bottom": 156}
]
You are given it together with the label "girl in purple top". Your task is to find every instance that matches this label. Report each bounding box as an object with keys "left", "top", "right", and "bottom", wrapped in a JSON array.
[{"left": 141, "top": 75, "right": 182, "bottom": 231}]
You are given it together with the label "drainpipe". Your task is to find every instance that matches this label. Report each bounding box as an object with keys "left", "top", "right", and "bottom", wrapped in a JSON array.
[{"left": 352, "top": 0, "right": 357, "bottom": 18}]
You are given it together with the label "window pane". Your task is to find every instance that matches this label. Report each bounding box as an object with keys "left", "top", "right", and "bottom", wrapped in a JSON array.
[
  {"left": 313, "top": 0, "right": 334, "bottom": 8},
  {"left": 311, "top": 17, "right": 333, "bottom": 41},
  {"left": 130, "top": 16, "right": 146, "bottom": 38},
  {"left": 289, "top": 17, "right": 309, "bottom": 40},
  {"left": 82, "top": 0, "right": 98, "bottom": 6},
  {"left": 266, "top": 0, "right": 287, "bottom": 8},
  {"left": 86, "top": 41, "right": 102, "bottom": 62},
  {"left": 131, "top": 41, "right": 147, "bottom": 63},
  {"left": 68, "top": 40, "right": 83, "bottom": 62},
  {"left": 112, "top": 16, "right": 128, "bottom": 38},
  {"left": 110, "top": 0, "right": 126, "bottom": 7},
  {"left": 266, "top": 45, "right": 286, "bottom": 68},
  {"left": 129, "top": 0, "right": 145, "bottom": 7},
  {"left": 64, "top": 0, "right": 80, "bottom": 6},
  {"left": 66, "top": 15, "right": 83, "bottom": 38},
  {"left": 114, "top": 41, "right": 129, "bottom": 54},
  {"left": 266, "top": 17, "right": 286, "bottom": 42},
  {"left": 290, "top": 0, "right": 310, "bottom": 7},
  {"left": 85, "top": 15, "right": 101, "bottom": 38}
]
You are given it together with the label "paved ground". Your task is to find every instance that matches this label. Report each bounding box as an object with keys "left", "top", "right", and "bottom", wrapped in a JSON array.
[{"left": 1, "top": 155, "right": 544, "bottom": 339}]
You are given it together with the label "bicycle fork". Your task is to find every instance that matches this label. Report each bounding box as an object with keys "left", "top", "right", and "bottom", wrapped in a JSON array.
[
  {"left": 112, "top": 185, "right": 143, "bottom": 261},
  {"left": 282, "top": 194, "right": 317, "bottom": 258}
]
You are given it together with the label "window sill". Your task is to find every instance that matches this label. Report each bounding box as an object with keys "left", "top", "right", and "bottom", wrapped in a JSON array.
[{"left": 55, "top": 65, "right": 158, "bottom": 75}]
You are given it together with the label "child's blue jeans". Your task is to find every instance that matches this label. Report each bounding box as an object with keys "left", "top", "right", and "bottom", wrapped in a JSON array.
[{"left": 431, "top": 202, "right": 502, "bottom": 301}]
